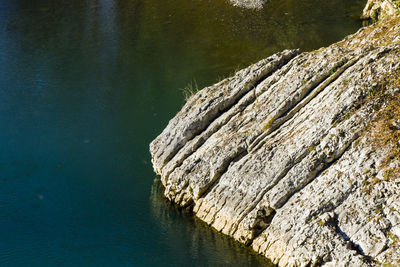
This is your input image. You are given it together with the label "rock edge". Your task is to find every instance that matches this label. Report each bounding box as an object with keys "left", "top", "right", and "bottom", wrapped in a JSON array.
[{"left": 150, "top": 1, "right": 400, "bottom": 266}]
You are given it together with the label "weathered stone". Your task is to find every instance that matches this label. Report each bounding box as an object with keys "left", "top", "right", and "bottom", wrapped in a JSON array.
[
  {"left": 362, "top": 0, "right": 398, "bottom": 21},
  {"left": 228, "top": 0, "right": 268, "bottom": 9},
  {"left": 150, "top": 1, "right": 400, "bottom": 266}
]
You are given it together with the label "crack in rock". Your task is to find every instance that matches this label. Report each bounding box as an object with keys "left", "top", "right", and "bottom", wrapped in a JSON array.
[{"left": 150, "top": 11, "right": 400, "bottom": 265}]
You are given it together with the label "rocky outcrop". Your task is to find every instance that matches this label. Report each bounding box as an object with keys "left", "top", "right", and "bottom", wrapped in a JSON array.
[
  {"left": 362, "top": 0, "right": 399, "bottom": 22},
  {"left": 229, "top": 0, "right": 267, "bottom": 9},
  {"left": 150, "top": 1, "right": 400, "bottom": 266}
]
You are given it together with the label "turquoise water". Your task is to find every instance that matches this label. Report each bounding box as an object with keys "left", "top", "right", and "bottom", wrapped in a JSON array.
[{"left": 0, "top": 0, "right": 364, "bottom": 266}]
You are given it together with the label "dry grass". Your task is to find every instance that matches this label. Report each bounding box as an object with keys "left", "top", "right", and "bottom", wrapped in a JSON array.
[
  {"left": 368, "top": 69, "right": 400, "bottom": 178},
  {"left": 180, "top": 80, "right": 199, "bottom": 101},
  {"left": 335, "top": 15, "right": 400, "bottom": 49}
]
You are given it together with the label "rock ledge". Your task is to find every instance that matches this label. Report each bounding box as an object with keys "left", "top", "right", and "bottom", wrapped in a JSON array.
[{"left": 150, "top": 1, "right": 400, "bottom": 266}]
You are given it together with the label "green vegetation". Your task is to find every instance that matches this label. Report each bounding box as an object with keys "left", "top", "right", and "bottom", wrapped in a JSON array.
[
  {"left": 367, "top": 69, "right": 400, "bottom": 179},
  {"left": 330, "top": 61, "right": 346, "bottom": 76},
  {"left": 341, "top": 78, "right": 350, "bottom": 87},
  {"left": 330, "top": 66, "right": 341, "bottom": 75},
  {"left": 181, "top": 80, "right": 199, "bottom": 101},
  {"left": 262, "top": 118, "right": 275, "bottom": 131},
  {"left": 368, "top": 88, "right": 376, "bottom": 97},
  {"left": 371, "top": 8, "right": 381, "bottom": 24},
  {"left": 395, "top": 0, "right": 400, "bottom": 9}
]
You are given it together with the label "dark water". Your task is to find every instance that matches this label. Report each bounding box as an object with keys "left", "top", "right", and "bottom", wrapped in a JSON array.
[{"left": 0, "top": 0, "right": 364, "bottom": 266}]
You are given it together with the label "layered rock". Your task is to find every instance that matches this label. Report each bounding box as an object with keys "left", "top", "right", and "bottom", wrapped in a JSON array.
[
  {"left": 362, "top": 0, "right": 399, "bottom": 22},
  {"left": 229, "top": 0, "right": 267, "bottom": 9},
  {"left": 150, "top": 2, "right": 400, "bottom": 266}
]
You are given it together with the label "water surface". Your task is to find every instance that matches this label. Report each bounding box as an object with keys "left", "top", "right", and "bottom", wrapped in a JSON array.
[{"left": 0, "top": 0, "right": 365, "bottom": 266}]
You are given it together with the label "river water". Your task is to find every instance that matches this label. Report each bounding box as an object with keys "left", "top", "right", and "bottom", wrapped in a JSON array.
[{"left": 1, "top": 0, "right": 365, "bottom": 266}]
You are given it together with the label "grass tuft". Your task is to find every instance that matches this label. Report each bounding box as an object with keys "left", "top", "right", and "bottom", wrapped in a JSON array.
[
  {"left": 181, "top": 80, "right": 199, "bottom": 101},
  {"left": 262, "top": 118, "right": 275, "bottom": 131}
]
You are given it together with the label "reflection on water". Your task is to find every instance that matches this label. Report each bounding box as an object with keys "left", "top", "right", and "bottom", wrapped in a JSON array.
[
  {"left": 0, "top": 0, "right": 365, "bottom": 266},
  {"left": 93, "top": 0, "right": 119, "bottom": 73},
  {"left": 150, "top": 179, "right": 274, "bottom": 266}
]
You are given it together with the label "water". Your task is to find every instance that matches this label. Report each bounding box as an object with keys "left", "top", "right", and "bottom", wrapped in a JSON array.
[{"left": 0, "top": 0, "right": 365, "bottom": 266}]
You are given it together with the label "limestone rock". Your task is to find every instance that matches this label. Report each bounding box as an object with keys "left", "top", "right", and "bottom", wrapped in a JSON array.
[
  {"left": 150, "top": 1, "right": 400, "bottom": 266},
  {"left": 362, "top": 0, "right": 399, "bottom": 21},
  {"left": 229, "top": 0, "right": 267, "bottom": 9}
]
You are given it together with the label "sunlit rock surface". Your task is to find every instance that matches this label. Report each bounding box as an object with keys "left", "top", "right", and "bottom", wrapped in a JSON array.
[
  {"left": 229, "top": 0, "right": 267, "bottom": 9},
  {"left": 150, "top": 1, "right": 400, "bottom": 266}
]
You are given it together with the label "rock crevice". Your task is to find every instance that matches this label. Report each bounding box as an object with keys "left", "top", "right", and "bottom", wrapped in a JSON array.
[{"left": 150, "top": 2, "right": 400, "bottom": 266}]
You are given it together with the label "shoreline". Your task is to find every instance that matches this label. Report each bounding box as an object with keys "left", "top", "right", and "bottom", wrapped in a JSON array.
[{"left": 150, "top": 1, "right": 400, "bottom": 265}]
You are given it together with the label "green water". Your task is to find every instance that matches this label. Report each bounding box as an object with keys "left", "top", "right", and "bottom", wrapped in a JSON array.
[{"left": 0, "top": 0, "right": 365, "bottom": 266}]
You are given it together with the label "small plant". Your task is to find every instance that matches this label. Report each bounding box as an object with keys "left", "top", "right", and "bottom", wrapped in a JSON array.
[
  {"left": 232, "top": 65, "right": 241, "bottom": 76},
  {"left": 330, "top": 67, "right": 339, "bottom": 75},
  {"left": 262, "top": 118, "right": 275, "bottom": 131},
  {"left": 342, "top": 78, "right": 350, "bottom": 86},
  {"left": 330, "top": 61, "right": 345, "bottom": 75},
  {"left": 181, "top": 80, "right": 199, "bottom": 101},
  {"left": 344, "top": 111, "right": 352, "bottom": 120},
  {"left": 383, "top": 170, "right": 394, "bottom": 181},
  {"left": 371, "top": 177, "right": 381, "bottom": 185},
  {"left": 371, "top": 8, "right": 381, "bottom": 23},
  {"left": 368, "top": 88, "right": 376, "bottom": 97}
]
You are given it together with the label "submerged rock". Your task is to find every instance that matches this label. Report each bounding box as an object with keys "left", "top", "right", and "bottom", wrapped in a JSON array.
[
  {"left": 150, "top": 1, "right": 400, "bottom": 266},
  {"left": 229, "top": 0, "right": 267, "bottom": 9}
]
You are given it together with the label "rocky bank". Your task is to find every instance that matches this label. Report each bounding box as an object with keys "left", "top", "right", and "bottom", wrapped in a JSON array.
[
  {"left": 229, "top": 0, "right": 266, "bottom": 9},
  {"left": 150, "top": 0, "right": 400, "bottom": 266}
]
